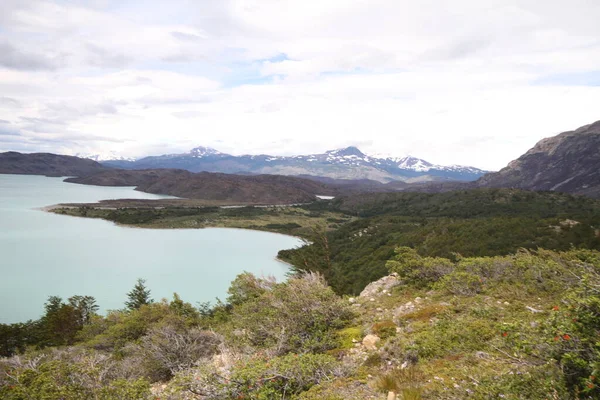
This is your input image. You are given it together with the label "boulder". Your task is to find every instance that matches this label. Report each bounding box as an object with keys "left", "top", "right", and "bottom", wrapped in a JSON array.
[
  {"left": 360, "top": 275, "right": 400, "bottom": 298},
  {"left": 362, "top": 334, "right": 381, "bottom": 350}
]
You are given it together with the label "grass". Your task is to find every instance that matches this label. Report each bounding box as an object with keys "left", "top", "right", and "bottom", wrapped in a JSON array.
[{"left": 50, "top": 204, "right": 354, "bottom": 238}]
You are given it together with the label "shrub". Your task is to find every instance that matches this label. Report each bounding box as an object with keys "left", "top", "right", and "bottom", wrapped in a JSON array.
[
  {"left": 134, "top": 324, "right": 221, "bottom": 380},
  {"left": 434, "top": 271, "right": 483, "bottom": 296},
  {"left": 386, "top": 247, "right": 453, "bottom": 288},
  {"left": 226, "top": 272, "right": 276, "bottom": 306},
  {"left": 0, "top": 348, "right": 151, "bottom": 400},
  {"left": 231, "top": 272, "right": 354, "bottom": 355},
  {"left": 231, "top": 353, "right": 348, "bottom": 398},
  {"left": 544, "top": 266, "right": 600, "bottom": 396},
  {"left": 169, "top": 353, "right": 348, "bottom": 400}
]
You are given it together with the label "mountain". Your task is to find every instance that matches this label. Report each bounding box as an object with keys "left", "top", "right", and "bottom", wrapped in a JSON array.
[
  {"left": 65, "top": 169, "right": 338, "bottom": 204},
  {"left": 478, "top": 120, "right": 600, "bottom": 198},
  {"left": 75, "top": 151, "right": 136, "bottom": 162},
  {"left": 0, "top": 152, "right": 109, "bottom": 177},
  {"left": 102, "top": 146, "right": 488, "bottom": 183}
]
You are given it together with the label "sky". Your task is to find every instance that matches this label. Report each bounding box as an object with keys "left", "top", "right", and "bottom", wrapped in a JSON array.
[{"left": 0, "top": 0, "right": 599, "bottom": 170}]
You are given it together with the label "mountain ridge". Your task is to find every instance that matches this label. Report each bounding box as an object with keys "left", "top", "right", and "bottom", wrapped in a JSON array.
[
  {"left": 0, "top": 151, "right": 109, "bottom": 177},
  {"left": 101, "top": 146, "right": 489, "bottom": 183},
  {"left": 478, "top": 120, "right": 600, "bottom": 198}
]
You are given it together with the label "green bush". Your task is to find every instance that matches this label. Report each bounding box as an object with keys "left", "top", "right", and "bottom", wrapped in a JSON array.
[
  {"left": 434, "top": 271, "right": 483, "bottom": 296},
  {"left": 386, "top": 247, "right": 453, "bottom": 288},
  {"left": 231, "top": 273, "right": 354, "bottom": 355},
  {"left": 543, "top": 265, "right": 600, "bottom": 396},
  {"left": 231, "top": 353, "right": 346, "bottom": 399}
]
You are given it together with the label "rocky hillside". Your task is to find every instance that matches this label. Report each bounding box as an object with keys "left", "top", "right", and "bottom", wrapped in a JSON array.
[
  {"left": 65, "top": 169, "right": 337, "bottom": 204},
  {"left": 103, "top": 146, "right": 488, "bottom": 183},
  {"left": 478, "top": 120, "right": 600, "bottom": 198},
  {"left": 0, "top": 151, "right": 108, "bottom": 177}
]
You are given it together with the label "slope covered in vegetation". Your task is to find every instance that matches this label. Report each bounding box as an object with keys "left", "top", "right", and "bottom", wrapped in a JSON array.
[
  {"left": 1, "top": 248, "right": 600, "bottom": 399},
  {"left": 280, "top": 189, "right": 600, "bottom": 294}
]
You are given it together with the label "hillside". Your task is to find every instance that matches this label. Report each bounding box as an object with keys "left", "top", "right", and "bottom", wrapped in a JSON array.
[
  {"left": 0, "top": 151, "right": 108, "bottom": 177},
  {"left": 65, "top": 169, "right": 337, "bottom": 204},
  {"left": 280, "top": 189, "right": 600, "bottom": 294},
  {"left": 2, "top": 248, "right": 599, "bottom": 399},
  {"left": 478, "top": 120, "right": 600, "bottom": 198},
  {"left": 102, "top": 146, "right": 488, "bottom": 183}
]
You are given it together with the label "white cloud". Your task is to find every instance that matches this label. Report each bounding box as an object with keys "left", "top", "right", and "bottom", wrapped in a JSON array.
[{"left": 0, "top": 0, "right": 599, "bottom": 170}]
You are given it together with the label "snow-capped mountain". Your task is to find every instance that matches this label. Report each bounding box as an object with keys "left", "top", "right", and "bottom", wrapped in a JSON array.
[
  {"left": 188, "top": 146, "right": 224, "bottom": 158},
  {"left": 101, "top": 146, "right": 489, "bottom": 183},
  {"left": 76, "top": 152, "right": 136, "bottom": 162}
]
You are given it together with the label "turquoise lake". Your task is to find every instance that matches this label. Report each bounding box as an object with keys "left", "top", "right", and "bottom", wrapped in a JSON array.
[{"left": 0, "top": 174, "right": 301, "bottom": 323}]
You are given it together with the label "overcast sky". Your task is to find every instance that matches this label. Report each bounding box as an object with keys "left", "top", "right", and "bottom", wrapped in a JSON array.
[{"left": 0, "top": 0, "right": 599, "bottom": 170}]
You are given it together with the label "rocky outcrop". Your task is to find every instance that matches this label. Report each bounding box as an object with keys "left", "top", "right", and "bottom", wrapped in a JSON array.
[
  {"left": 359, "top": 274, "right": 400, "bottom": 298},
  {"left": 478, "top": 120, "right": 600, "bottom": 198}
]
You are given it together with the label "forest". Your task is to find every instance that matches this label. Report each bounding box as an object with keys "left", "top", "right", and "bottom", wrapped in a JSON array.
[{"left": 280, "top": 189, "right": 600, "bottom": 294}]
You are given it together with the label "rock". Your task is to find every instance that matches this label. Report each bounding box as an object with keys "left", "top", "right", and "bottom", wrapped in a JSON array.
[
  {"left": 394, "top": 301, "right": 416, "bottom": 318},
  {"left": 359, "top": 275, "right": 400, "bottom": 298},
  {"left": 526, "top": 306, "right": 543, "bottom": 313},
  {"left": 362, "top": 334, "right": 381, "bottom": 350},
  {"left": 376, "top": 307, "right": 383, "bottom": 311},
  {"left": 349, "top": 297, "right": 356, "bottom": 303},
  {"left": 475, "top": 351, "right": 490, "bottom": 359},
  {"left": 370, "top": 298, "right": 375, "bottom": 302},
  {"left": 503, "top": 301, "right": 510, "bottom": 305},
  {"left": 414, "top": 297, "right": 423, "bottom": 303}
]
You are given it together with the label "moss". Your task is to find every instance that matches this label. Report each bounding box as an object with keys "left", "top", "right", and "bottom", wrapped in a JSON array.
[{"left": 337, "top": 327, "right": 363, "bottom": 350}]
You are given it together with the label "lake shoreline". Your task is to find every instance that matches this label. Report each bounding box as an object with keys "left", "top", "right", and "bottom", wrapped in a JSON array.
[{"left": 1, "top": 174, "right": 304, "bottom": 323}]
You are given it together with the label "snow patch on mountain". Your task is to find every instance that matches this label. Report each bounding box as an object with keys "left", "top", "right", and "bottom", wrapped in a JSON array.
[
  {"left": 188, "top": 146, "right": 223, "bottom": 158},
  {"left": 76, "top": 152, "right": 136, "bottom": 162}
]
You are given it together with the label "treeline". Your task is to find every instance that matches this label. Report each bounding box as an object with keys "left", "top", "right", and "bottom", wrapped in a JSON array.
[
  {"left": 280, "top": 189, "right": 600, "bottom": 294},
  {"left": 0, "top": 279, "right": 153, "bottom": 358},
  {"left": 0, "top": 273, "right": 355, "bottom": 399}
]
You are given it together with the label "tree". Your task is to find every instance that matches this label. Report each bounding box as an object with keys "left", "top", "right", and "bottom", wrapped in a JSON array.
[
  {"left": 125, "top": 279, "right": 153, "bottom": 310},
  {"left": 68, "top": 295, "right": 99, "bottom": 326},
  {"left": 40, "top": 296, "right": 80, "bottom": 346}
]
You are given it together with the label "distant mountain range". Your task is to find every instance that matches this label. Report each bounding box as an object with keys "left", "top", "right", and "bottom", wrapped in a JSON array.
[
  {"left": 3, "top": 119, "right": 600, "bottom": 200},
  {"left": 479, "top": 120, "right": 600, "bottom": 198},
  {"left": 99, "top": 146, "right": 489, "bottom": 183}
]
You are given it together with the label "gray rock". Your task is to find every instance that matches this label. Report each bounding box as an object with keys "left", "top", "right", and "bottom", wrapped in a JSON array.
[{"left": 360, "top": 275, "right": 400, "bottom": 298}]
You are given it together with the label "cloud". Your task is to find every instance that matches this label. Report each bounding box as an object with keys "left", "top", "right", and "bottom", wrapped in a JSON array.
[
  {"left": 0, "top": 41, "right": 57, "bottom": 71},
  {"left": 0, "top": 0, "right": 600, "bottom": 169},
  {"left": 0, "top": 120, "right": 20, "bottom": 136}
]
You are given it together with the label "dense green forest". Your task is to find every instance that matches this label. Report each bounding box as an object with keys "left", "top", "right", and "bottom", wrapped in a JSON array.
[{"left": 280, "top": 189, "right": 600, "bottom": 294}]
